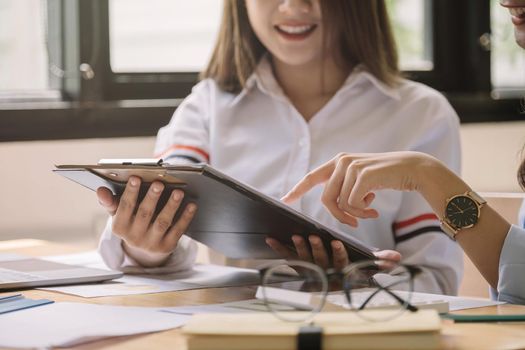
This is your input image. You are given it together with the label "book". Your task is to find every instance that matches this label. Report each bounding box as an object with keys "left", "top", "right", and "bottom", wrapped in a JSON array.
[{"left": 183, "top": 310, "right": 442, "bottom": 350}]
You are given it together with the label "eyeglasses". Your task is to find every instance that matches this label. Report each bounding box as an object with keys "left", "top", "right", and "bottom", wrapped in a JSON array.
[{"left": 257, "top": 259, "right": 422, "bottom": 323}]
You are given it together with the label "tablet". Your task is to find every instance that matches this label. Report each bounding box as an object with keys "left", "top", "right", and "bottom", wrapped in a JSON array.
[{"left": 54, "top": 160, "right": 377, "bottom": 261}]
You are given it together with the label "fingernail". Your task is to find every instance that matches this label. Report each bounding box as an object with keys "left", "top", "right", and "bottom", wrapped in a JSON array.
[
  {"left": 130, "top": 177, "right": 139, "bottom": 186},
  {"left": 292, "top": 235, "right": 301, "bottom": 244},
  {"left": 152, "top": 185, "right": 162, "bottom": 193},
  {"left": 187, "top": 204, "right": 196, "bottom": 213},
  {"left": 172, "top": 191, "right": 182, "bottom": 201},
  {"left": 309, "top": 236, "right": 320, "bottom": 244}
]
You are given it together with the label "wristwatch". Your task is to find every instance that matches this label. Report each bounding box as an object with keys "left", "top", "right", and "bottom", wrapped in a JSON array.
[{"left": 440, "top": 191, "right": 487, "bottom": 239}]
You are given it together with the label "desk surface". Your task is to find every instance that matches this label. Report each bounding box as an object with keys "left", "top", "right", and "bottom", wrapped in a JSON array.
[{"left": 2, "top": 239, "right": 525, "bottom": 350}]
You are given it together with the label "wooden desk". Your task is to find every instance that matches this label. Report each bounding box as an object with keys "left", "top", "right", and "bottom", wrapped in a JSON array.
[{"left": 2, "top": 239, "right": 525, "bottom": 350}]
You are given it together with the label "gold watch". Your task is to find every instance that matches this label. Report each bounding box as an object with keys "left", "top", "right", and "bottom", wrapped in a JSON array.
[{"left": 440, "top": 191, "right": 486, "bottom": 239}]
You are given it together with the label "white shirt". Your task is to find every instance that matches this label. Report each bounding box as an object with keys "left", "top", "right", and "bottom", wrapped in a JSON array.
[
  {"left": 497, "top": 225, "right": 525, "bottom": 304},
  {"left": 491, "top": 202, "right": 525, "bottom": 304},
  {"left": 99, "top": 57, "right": 463, "bottom": 294}
]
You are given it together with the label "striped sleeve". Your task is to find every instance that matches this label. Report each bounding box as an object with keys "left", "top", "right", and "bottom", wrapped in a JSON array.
[
  {"left": 393, "top": 213, "right": 445, "bottom": 244},
  {"left": 154, "top": 80, "right": 212, "bottom": 164},
  {"left": 155, "top": 145, "right": 210, "bottom": 164}
]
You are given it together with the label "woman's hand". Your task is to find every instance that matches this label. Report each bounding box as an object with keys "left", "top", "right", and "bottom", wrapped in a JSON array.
[
  {"left": 265, "top": 235, "right": 401, "bottom": 271},
  {"left": 282, "top": 152, "right": 440, "bottom": 226},
  {"left": 97, "top": 176, "right": 197, "bottom": 267},
  {"left": 266, "top": 235, "right": 349, "bottom": 270}
]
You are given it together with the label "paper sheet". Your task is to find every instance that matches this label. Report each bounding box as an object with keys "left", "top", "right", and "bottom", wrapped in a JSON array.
[
  {"left": 163, "top": 290, "right": 506, "bottom": 317},
  {"left": 41, "top": 251, "right": 262, "bottom": 298},
  {"left": 444, "top": 294, "right": 506, "bottom": 311},
  {"left": 326, "top": 290, "right": 505, "bottom": 312},
  {"left": 163, "top": 299, "right": 268, "bottom": 315},
  {"left": 0, "top": 302, "right": 190, "bottom": 348}
]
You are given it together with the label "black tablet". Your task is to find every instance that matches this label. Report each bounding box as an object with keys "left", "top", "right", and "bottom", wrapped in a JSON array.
[{"left": 54, "top": 160, "right": 377, "bottom": 261}]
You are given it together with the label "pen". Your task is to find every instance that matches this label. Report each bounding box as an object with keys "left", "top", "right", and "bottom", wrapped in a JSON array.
[{"left": 441, "top": 313, "right": 525, "bottom": 323}]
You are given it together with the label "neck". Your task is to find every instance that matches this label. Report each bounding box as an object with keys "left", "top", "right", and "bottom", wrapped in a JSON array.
[
  {"left": 272, "top": 56, "right": 350, "bottom": 99},
  {"left": 271, "top": 56, "right": 351, "bottom": 120}
]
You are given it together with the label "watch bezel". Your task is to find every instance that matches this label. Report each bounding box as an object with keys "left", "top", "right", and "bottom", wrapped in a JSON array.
[
  {"left": 445, "top": 194, "right": 480, "bottom": 229},
  {"left": 441, "top": 191, "right": 486, "bottom": 239}
]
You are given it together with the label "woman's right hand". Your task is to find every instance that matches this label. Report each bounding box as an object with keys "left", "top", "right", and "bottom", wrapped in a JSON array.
[
  {"left": 282, "top": 151, "right": 444, "bottom": 226},
  {"left": 96, "top": 176, "right": 197, "bottom": 267}
]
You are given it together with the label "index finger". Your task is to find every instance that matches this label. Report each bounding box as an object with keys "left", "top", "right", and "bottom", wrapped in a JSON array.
[
  {"left": 114, "top": 176, "right": 141, "bottom": 224},
  {"left": 281, "top": 161, "right": 336, "bottom": 203}
]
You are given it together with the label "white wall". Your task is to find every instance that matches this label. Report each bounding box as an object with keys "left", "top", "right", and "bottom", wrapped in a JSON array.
[
  {"left": 461, "top": 121, "right": 525, "bottom": 193},
  {"left": 1, "top": 121, "right": 524, "bottom": 243},
  {"left": 0, "top": 137, "right": 155, "bottom": 242}
]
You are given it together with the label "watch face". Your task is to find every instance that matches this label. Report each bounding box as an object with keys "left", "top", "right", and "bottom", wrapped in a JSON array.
[{"left": 445, "top": 195, "right": 479, "bottom": 229}]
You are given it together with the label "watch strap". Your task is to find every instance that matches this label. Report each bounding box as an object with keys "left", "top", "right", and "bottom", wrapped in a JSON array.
[{"left": 467, "top": 191, "right": 487, "bottom": 206}]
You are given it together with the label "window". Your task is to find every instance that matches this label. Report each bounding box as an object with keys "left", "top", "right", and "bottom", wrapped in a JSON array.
[
  {"left": 1, "top": 0, "right": 524, "bottom": 142},
  {"left": 491, "top": 0, "right": 525, "bottom": 96},
  {"left": 386, "top": 0, "right": 433, "bottom": 71},
  {"left": 0, "top": 0, "right": 49, "bottom": 92},
  {"left": 109, "top": 0, "right": 221, "bottom": 73}
]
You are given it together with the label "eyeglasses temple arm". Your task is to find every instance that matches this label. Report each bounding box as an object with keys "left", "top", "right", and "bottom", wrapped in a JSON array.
[{"left": 356, "top": 279, "right": 419, "bottom": 312}]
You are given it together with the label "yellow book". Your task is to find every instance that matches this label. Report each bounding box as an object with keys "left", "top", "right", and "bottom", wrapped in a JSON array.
[{"left": 183, "top": 310, "right": 442, "bottom": 350}]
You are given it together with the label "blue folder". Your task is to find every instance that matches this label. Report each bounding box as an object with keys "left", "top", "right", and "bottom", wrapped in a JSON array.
[{"left": 0, "top": 294, "right": 54, "bottom": 315}]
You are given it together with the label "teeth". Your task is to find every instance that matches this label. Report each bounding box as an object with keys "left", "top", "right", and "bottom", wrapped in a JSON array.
[
  {"left": 510, "top": 7, "right": 525, "bottom": 16},
  {"left": 277, "top": 25, "right": 314, "bottom": 34}
]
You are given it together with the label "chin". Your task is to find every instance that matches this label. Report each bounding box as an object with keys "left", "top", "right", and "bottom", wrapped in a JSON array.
[
  {"left": 273, "top": 52, "right": 323, "bottom": 68},
  {"left": 515, "top": 27, "right": 525, "bottom": 49}
]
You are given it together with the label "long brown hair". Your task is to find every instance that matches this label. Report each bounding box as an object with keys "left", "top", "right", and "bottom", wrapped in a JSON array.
[{"left": 201, "top": 0, "right": 400, "bottom": 93}]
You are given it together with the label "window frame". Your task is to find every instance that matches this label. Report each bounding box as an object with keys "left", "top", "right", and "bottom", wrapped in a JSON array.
[{"left": 0, "top": 0, "right": 524, "bottom": 142}]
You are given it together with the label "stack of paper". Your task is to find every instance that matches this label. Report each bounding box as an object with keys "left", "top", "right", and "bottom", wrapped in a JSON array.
[
  {"left": 0, "top": 302, "right": 189, "bottom": 348},
  {"left": 42, "top": 251, "right": 263, "bottom": 297}
]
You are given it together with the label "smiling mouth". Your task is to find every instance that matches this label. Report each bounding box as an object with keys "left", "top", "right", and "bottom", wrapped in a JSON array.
[
  {"left": 509, "top": 7, "right": 525, "bottom": 17},
  {"left": 275, "top": 24, "right": 317, "bottom": 39},
  {"left": 508, "top": 7, "right": 525, "bottom": 25}
]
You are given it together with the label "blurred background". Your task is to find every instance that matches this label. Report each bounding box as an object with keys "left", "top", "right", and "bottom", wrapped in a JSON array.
[{"left": 0, "top": 0, "right": 524, "bottom": 248}]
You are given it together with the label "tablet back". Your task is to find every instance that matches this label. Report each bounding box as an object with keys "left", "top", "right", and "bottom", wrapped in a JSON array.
[{"left": 54, "top": 164, "right": 376, "bottom": 261}]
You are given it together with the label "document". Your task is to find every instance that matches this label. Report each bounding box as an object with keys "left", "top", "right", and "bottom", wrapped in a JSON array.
[
  {"left": 325, "top": 290, "right": 505, "bottom": 312},
  {"left": 41, "top": 251, "right": 262, "bottom": 298},
  {"left": 0, "top": 302, "right": 190, "bottom": 348},
  {"left": 164, "top": 289, "right": 506, "bottom": 316},
  {"left": 163, "top": 299, "right": 269, "bottom": 315}
]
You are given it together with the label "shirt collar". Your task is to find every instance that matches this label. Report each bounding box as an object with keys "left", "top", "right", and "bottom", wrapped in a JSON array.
[
  {"left": 340, "top": 64, "right": 401, "bottom": 101},
  {"left": 229, "top": 55, "right": 287, "bottom": 107},
  {"left": 229, "top": 57, "right": 401, "bottom": 107}
]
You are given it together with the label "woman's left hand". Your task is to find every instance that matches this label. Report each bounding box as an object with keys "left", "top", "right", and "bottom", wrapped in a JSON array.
[{"left": 266, "top": 235, "right": 401, "bottom": 270}]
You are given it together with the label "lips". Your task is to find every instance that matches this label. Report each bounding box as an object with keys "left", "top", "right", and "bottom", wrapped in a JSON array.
[
  {"left": 510, "top": 9, "right": 525, "bottom": 26},
  {"left": 500, "top": 2, "right": 525, "bottom": 25},
  {"left": 274, "top": 24, "right": 317, "bottom": 41}
]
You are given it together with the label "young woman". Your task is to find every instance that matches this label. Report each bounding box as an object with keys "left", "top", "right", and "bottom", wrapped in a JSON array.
[
  {"left": 281, "top": 0, "right": 525, "bottom": 304},
  {"left": 96, "top": 0, "right": 462, "bottom": 294}
]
